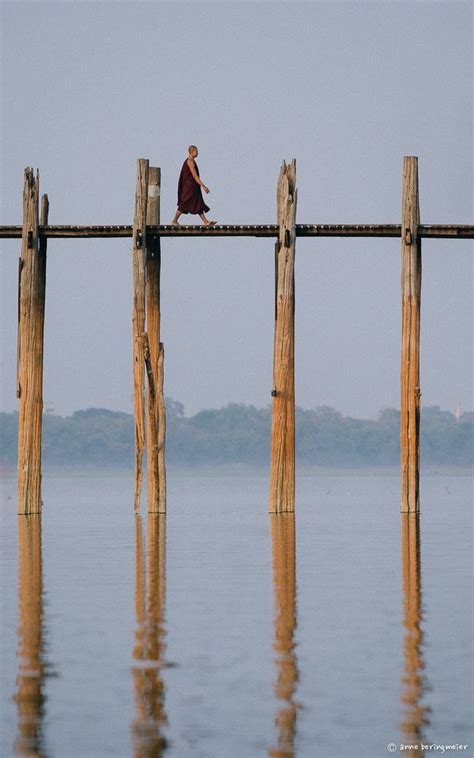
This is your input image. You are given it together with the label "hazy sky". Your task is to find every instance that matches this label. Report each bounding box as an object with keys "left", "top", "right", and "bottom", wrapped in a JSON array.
[{"left": 1, "top": 0, "right": 472, "bottom": 419}]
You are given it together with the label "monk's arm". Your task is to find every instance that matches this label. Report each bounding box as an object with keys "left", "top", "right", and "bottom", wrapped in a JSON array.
[{"left": 187, "top": 159, "right": 209, "bottom": 192}]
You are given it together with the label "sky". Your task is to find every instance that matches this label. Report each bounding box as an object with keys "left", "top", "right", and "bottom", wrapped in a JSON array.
[{"left": 0, "top": 0, "right": 472, "bottom": 419}]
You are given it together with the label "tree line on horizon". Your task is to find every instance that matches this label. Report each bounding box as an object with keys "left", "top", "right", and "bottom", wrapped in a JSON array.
[{"left": 0, "top": 401, "right": 472, "bottom": 469}]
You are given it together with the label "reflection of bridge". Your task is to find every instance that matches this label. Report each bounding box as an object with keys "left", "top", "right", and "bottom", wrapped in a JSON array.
[
  {"left": 269, "top": 514, "right": 299, "bottom": 757},
  {"left": 400, "top": 514, "right": 430, "bottom": 757},
  {"left": 131, "top": 515, "right": 168, "bottom": 757},
  {"left": 12, "top": 507, "right": 434, "bottom": 755},
  {"left": 267, "top": 510, "right": 433, "bottom": 757},
  {"left": 14, "top": 516, "right": 50, "bottom": 757},
  {"left": 130, "top": 508, "right": 302, "bottom": 757},
  {"left": 8, "top": 157, "right": 473, "bottom": 517}
]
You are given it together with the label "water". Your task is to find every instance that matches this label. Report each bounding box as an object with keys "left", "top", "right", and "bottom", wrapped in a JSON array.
[{"left": 1, "top": 469, "right": 472, "bottom": 757}]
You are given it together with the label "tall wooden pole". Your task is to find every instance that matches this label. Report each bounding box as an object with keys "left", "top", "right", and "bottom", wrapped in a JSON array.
[
  {"left": 132, "top": 159, "right": 149, "bottom": 512},
  {"left": 157, "top": 343, "right": 166, "bottom": 509},
  {"left": 144, "top": 333, "right": 159, "bottom": 509},
  {"left": 400, "top": 157, "right": 422, "bottom": 513},
  {"left": 269, "top": 160, "right": 297, "bottom": 514},
  {"left": 146, "top": 167, "right": 166, "bottom": 513},
  {"left": 17, "top": 170, "right": 47, "bottom": 515}
]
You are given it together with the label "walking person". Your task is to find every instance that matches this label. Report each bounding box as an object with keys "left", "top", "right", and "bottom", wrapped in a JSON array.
[{"left": 171, "top": 145, "right": 217, "bottom": 226}]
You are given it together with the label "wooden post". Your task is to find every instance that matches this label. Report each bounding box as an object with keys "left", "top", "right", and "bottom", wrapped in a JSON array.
[
  {"left": 17, "top": 170, "right": 47, "bottom": 515},
  {"left": 144, "top": 333, "right": 159, "bottom": 508},
  {"left": 400, "top": 157, "right": 422, "bottom": 513},
  {"left": 269, "top": 160, "right": 297, "bottom": 514},
  {"left": 132, "top": 159, "right": 149, "bottom": 512},
  {"left": 157, "top": 343, "right": 167, "bottom": 509},
  {"left": 146, "top": 167, "right": 166, "bottom": 513}
]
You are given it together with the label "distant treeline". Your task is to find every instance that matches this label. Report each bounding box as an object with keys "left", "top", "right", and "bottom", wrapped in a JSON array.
[{"left": 0, "top": 401, "right": 472, "bottom": 468}]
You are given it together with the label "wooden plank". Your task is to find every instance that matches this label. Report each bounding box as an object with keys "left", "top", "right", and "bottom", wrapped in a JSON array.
[
  {"left": 132, "top": 159, "right": 149, "bottom": 513},
  {"left": 418, "top": 224, "right": 474, "bottom": 238},
  {"left": 146, "top": 167, "right": 166, "bottom": 514},
  {"left": 17, "top": 171, "right": 47, "bottom": 515},
  {"left": 297, "top": 224, "right": 401, "bottom": 237},
  {"left": 1, "top": 223, "right": 473, "bottom": 239},
  {"left": 400, "top": 157, "right": 422, "bottom": 513},
  {"left": 269, "top": 160, "right": 297, "bottom": 514}
]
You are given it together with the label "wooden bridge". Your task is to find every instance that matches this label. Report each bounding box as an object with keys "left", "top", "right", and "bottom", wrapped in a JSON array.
[
  {"left": 1, "top": 223, "right": 472, "bottom": 239},
  {"left": 2, "top": 157, "right": 472, "bottom": 517}
]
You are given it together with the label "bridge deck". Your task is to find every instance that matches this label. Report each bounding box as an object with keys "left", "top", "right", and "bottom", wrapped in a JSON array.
[{"left": 0, "top": 223, "right": 473, "bottom": 240}]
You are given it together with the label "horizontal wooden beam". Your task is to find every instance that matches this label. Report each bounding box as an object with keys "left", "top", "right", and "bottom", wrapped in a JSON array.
[
  {"left": 0, "top": 223, "right": 473, "bottom": 240},
  {"left": 0, "top": 225, "right": 133, "bottom": 239},
  {"left": 299, "top": 224, "right": 474, "bottom": 239}
]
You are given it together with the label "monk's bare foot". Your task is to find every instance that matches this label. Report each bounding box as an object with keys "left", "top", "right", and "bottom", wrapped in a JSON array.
[
  {"left": 203, "top": 220, "right": 217, "bottom": 226},
  {"left": 170, "top": 219, "right": 181, "bottom": 226}
]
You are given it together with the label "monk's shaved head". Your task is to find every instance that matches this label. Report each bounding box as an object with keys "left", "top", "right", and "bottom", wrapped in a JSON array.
[{"left": 188, "top": 145, "right": 198, "bottom": 155}]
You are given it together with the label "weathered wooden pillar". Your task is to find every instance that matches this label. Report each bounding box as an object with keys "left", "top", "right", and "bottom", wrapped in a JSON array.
[
  {"left": 269, "top": 160, "right": 297, "bottom": 514},
  {"left": 17, "top": 170, "right": 48, "bottom": 515},
  {"left": 156, "top": 343, "right": 166, "bottom": 509},
  {"left": 132, "top": 159, "right": 149, "bottom": 512},
  {"left": 400, "top": 157, "right": 422, "bottom": 513},
  {"left": 144, "top": 333, "right": 158, "bottom": 509},
  {"left": 146, "top": 167, "right": 166, "bottom": 513}
]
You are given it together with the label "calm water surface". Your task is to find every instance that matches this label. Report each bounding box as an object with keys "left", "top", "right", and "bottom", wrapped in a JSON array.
[{"left": 0, "top": 470, "right": 472, "bottom": 757}]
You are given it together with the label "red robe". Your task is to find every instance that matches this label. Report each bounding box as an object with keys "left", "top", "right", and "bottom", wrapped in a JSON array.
[{"left": 177, "top": 159, "right": 210, "bottom": 214}]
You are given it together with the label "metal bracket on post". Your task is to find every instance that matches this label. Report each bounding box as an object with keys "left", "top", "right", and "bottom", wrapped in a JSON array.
[{"left": 148, "top": 234, "right": 160, "bottom": 259}]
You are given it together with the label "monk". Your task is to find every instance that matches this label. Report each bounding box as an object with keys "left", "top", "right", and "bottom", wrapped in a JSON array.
[{"left": 171, "top": 145, "right": 217, "bottom": 226}]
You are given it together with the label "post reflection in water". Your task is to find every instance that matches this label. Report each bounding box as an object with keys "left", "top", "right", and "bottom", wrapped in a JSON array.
[
  {"left": 131, "top": 514, "right": 168, "bottom": 757},
  {"left": 400, "top": 514, "right": 431, "bottom": 757},
  {"left": 14, "top": 515, "right": 49, "bottom": 757},
  {"left": 269, "top": 513, "right": 300, "bottom": 758}
]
